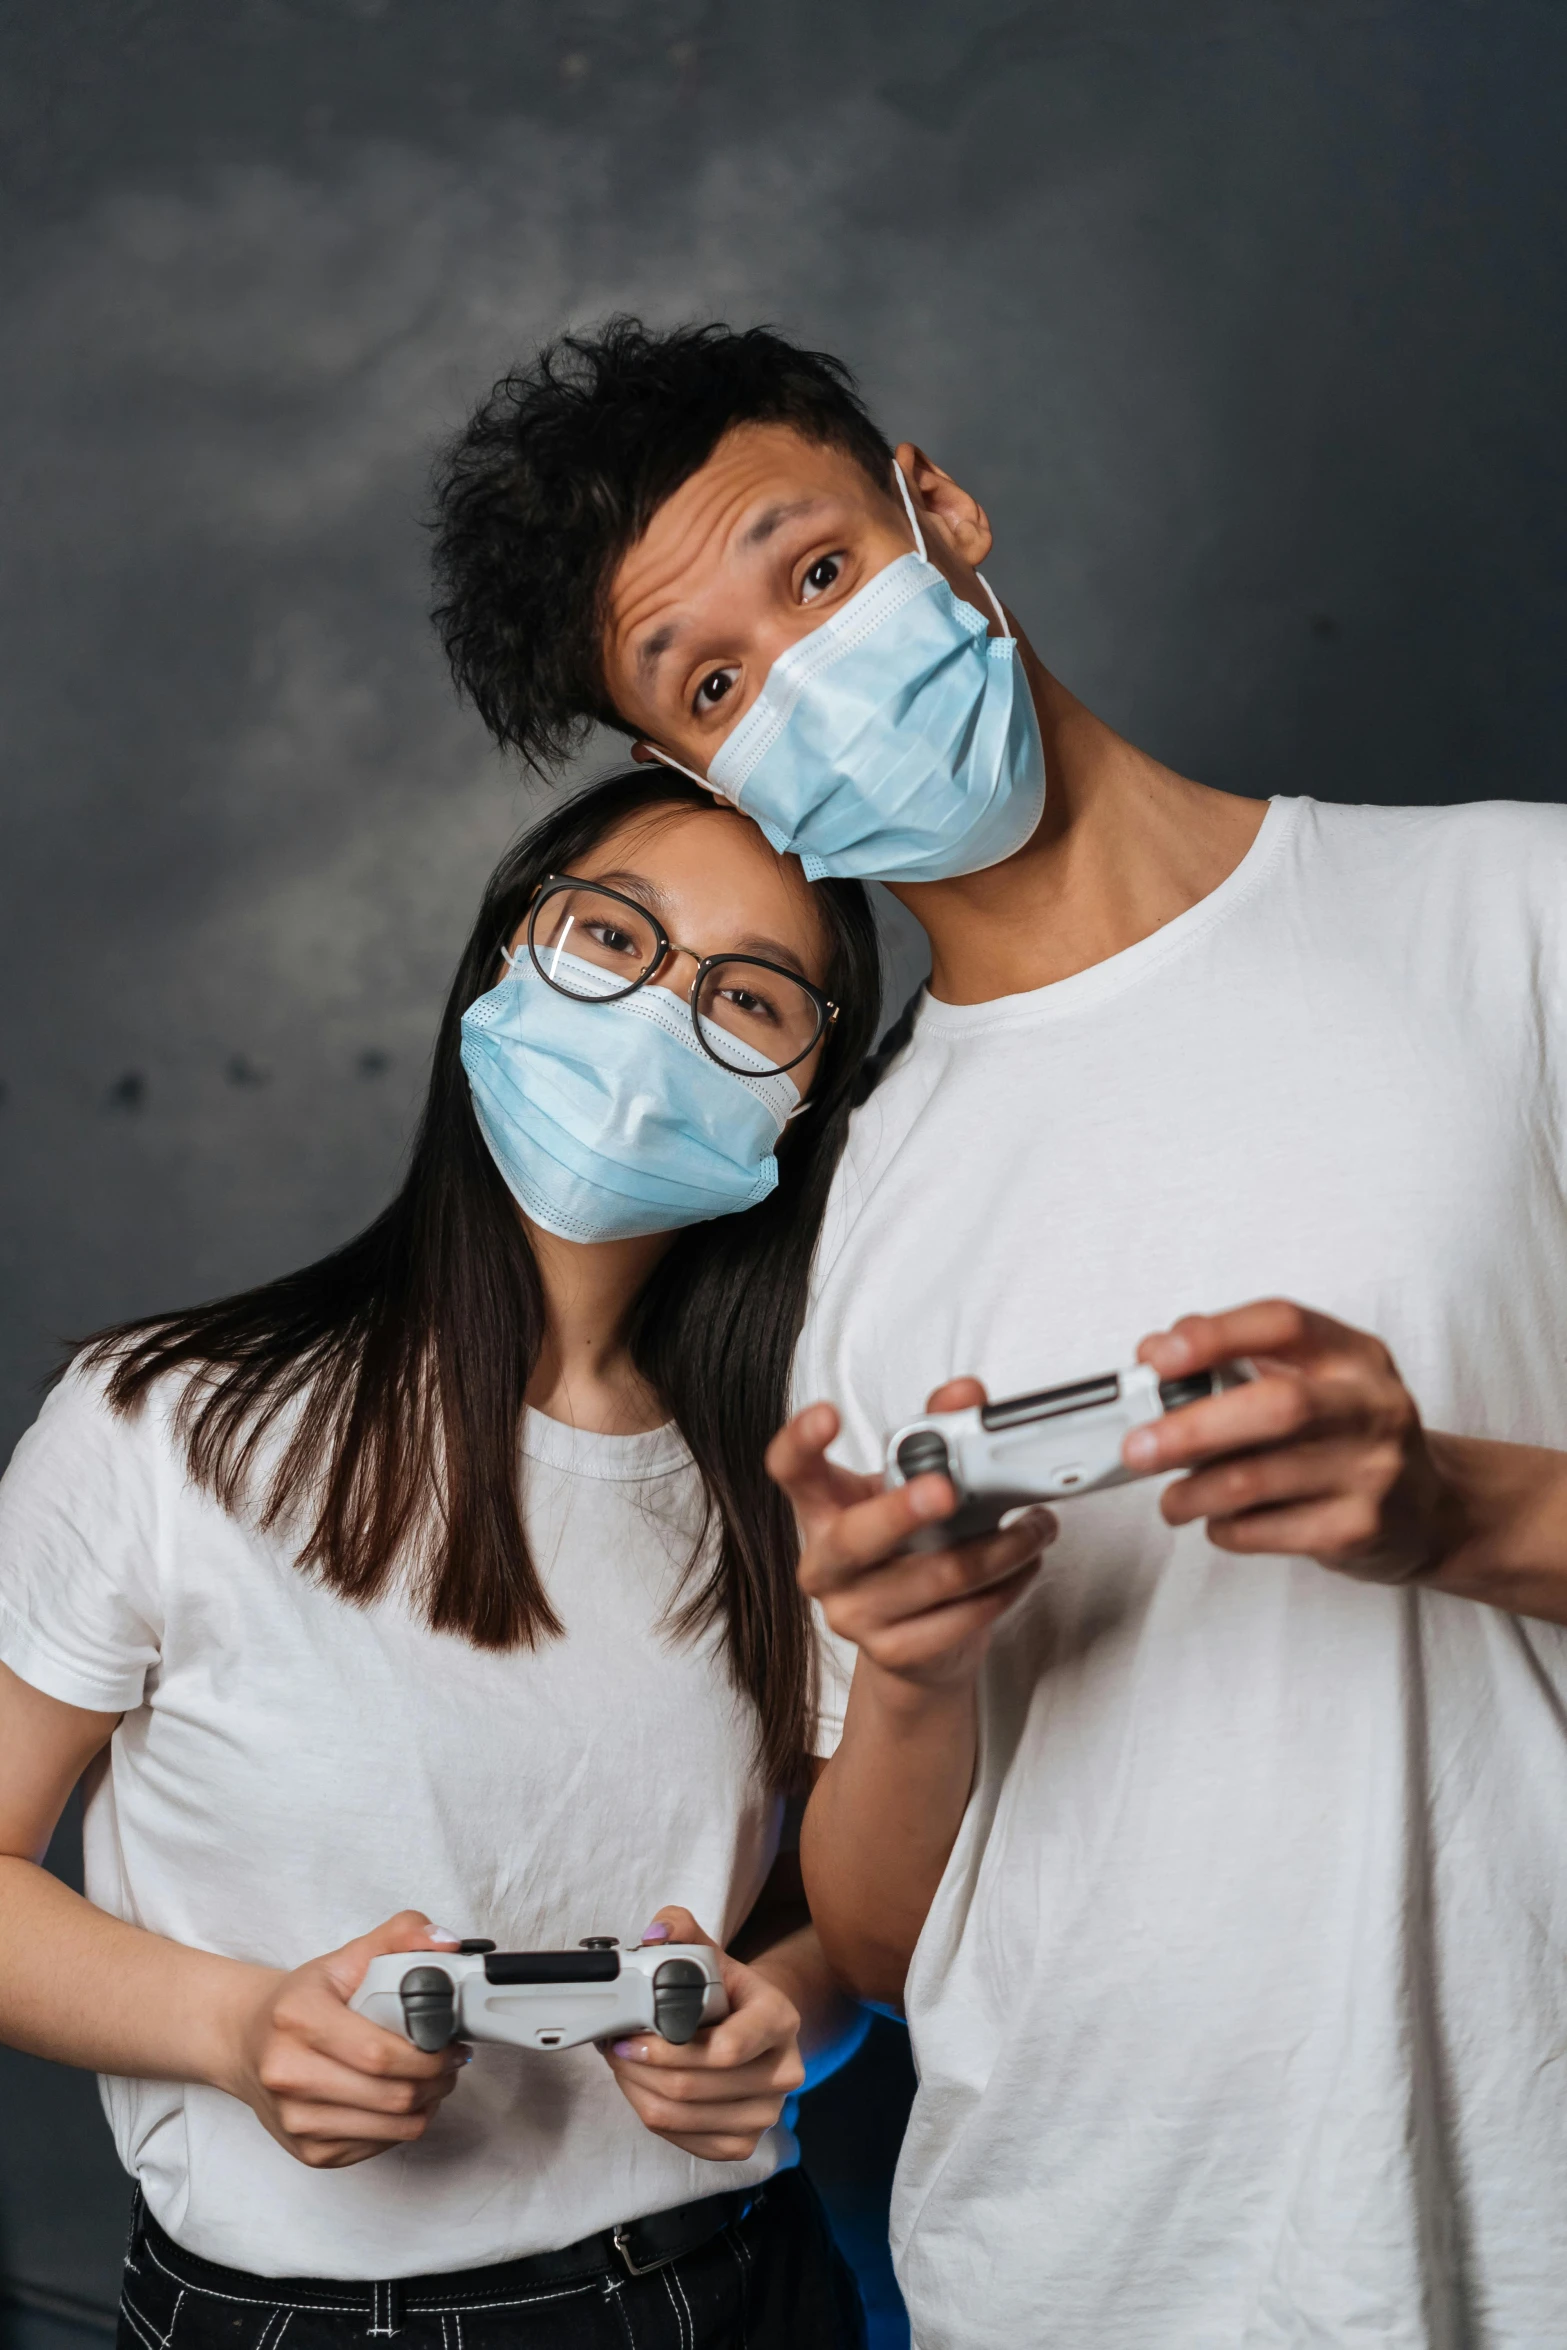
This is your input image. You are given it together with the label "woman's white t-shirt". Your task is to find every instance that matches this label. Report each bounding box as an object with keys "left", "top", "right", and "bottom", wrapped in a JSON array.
[{"left": 0, "top": 1369, "right": 790, "bottom": 2279}]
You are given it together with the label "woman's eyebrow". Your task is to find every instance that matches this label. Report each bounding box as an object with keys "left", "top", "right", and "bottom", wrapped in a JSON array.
[
  {"left": 730, "top": 935, "right": 813, "bottom": 978},
  {"left": 576, "top": 868, "right": 669, "bottom": 910},
  {"left": 573, "top": 883, "right": 817, "bottom": 979}
]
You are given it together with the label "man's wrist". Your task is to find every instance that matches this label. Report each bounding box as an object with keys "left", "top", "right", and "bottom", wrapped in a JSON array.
[
  {"left": 1422, "top": 1433, "right": 1567, "bottom": 1624},
  {"left": 848, "top": 1652, "right": 981, "bottom": 1732}
]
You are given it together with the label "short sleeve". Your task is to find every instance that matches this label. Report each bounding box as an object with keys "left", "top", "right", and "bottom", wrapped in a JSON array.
[
  {"left": 0, "top": 1361, "right": 165, "bottom": 1713},
  {"left": 810, "top": 1601, "right": 857, "bottom": 1760}
]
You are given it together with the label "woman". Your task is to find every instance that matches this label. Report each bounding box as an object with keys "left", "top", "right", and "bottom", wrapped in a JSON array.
[{"left": 0, "top": 769, "right": 881, "bottom": 2349}]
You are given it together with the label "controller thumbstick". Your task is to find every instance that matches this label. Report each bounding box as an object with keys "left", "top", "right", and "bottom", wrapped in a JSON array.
[
  {"left": 896, "top": 1429, "right": 951, "bottom": 1483},
  {"left": 399, "top": 1965, "right": 457, "bottom": 2052},
  {"left": 651, "top": 1959, "right": 709, "bottom": 2046}
]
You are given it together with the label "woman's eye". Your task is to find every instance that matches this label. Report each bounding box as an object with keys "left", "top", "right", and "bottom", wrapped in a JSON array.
[
  {"left": 586, "top": 921, "right": 639, "bottom": 956},
  {"left": 721, "top": 985, "right": 780, "bottom": 1026},
  {"left": 800, "top": 554, "right": 843, "bottom": 604},
  {"left": 695, "top": 668, "right": 738, "bottom": 711}
]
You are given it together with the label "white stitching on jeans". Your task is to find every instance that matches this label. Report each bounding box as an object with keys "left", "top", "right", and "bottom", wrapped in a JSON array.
[
  {"left": 669, "top": 2260, "right": 697, "bottom": 2350},
  {"left": 411, "top": 2291, "right": 590, "bottom": 2315},
  {"left": 137, "top": 2239, "right": 597, "bottom": 2324},
  {"left": 603, "top": 2274, "right": 637, "bottom": 2349},
  {"left": 724, "top": 2232, "right": 750, "bottom": 2350},
  {"left": 269, "top": 2316, "right": 293, "bottom": 2350},
  {"left": 118, "top": 2294, "right": 163, "bottom": 2350},
  {"left": 141, "top": 2237, "right": 360, "bottom": 2316},
  {"left": 660, "top": 2269, "right": 688, "bottom": 2350}
]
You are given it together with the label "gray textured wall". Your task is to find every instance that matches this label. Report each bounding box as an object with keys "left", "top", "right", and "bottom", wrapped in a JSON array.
[{"left": 2, "top": 2, "right": 1564, "bottom": 2339}]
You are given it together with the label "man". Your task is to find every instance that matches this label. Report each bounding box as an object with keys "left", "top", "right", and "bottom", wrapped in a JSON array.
[{"left": 431, "top": 318, "right": 1567, "bottom": 2345}]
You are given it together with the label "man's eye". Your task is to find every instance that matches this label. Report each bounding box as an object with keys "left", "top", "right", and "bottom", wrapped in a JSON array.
[
  {"left": 695, "top": 668, "right": 738, "bottom": 710},
  {"left": 800, "top": 554, "right": 843, "bottom": 603}
]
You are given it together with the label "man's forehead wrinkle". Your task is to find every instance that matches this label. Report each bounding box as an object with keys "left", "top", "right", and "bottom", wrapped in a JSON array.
[{"left": 740, "top": 495, "right": 828, "bottom": 549}]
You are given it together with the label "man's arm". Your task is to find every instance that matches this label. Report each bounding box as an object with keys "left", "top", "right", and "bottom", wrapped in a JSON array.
[
  {"left": 768, "top": 1391, "right": 1054, "bottom": 2008},
  {"left": 775, "top": 1302, "right": 1567, "bottom": 2008},
  {"left": 1129, "top": 1301, "right": 1567, "bottom": 1626}
]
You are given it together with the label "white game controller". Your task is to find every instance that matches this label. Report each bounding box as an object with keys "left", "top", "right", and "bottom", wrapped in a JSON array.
[
  {"left": 885, "top": 1359, "right": 1256, "bottom": 1548},
  {"left": 351, "top": 1938, "right": 727, "bottom": 2053}
]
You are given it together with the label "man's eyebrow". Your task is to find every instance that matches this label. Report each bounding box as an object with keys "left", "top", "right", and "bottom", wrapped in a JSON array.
[
  {"left": 739, "top": 495, "right": 828, "bottom": 549},
  {"left": 636, "top": 622, "right": 684, "bottom": 683},
  {"left": 632, "top": 499, "right": 832, "bottom": 680}
]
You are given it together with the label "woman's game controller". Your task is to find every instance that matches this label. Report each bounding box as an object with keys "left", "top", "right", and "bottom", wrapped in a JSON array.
[
  {"left": 350, "top": 1937, "right": 727, "bottom": 2053},
  {"left": 884, "top": 1359, "right": 1256, "bottom": 1548}
]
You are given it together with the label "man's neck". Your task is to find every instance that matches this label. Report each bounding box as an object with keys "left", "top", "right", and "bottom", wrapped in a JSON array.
[{"left": 889, "top": 649, "right": 1268, "bottom": 1005}]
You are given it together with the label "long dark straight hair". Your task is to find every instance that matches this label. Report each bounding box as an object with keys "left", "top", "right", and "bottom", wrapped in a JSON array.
[{"left": 82, "top": 771, "right": 882, "bottom": 1788}]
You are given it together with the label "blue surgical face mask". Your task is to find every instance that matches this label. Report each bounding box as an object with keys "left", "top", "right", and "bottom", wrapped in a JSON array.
[
  {"left": 648, "top": 465, "right": 1045, "bottom": 884},
  {"left": 459, "top": 946, "right": 799, "bottom": 1243}
]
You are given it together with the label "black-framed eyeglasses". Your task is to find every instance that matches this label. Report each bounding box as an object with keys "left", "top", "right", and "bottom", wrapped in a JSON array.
[{"left": 522, "top": 875, "right": 839, "bottom": 1079}]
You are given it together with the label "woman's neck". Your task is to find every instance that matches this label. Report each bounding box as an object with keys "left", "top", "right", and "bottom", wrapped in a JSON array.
[{"left": 522, "top": 1218, "right": 674, "bottom": 1435}]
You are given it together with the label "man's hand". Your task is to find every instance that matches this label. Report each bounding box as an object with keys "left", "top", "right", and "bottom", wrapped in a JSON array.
[
  {"left": 600, "top": 1909, "right": 805, "bottom": 2163},
  {"left": 768, "top": 1383, "right": 1055, "bottom": 1689},
  {"left": 1129, "top": 1300, "right": 1457, "bottom": 1582},
  {"left": 217, "top": 1911, "right": 468, "bottom": 2169}
]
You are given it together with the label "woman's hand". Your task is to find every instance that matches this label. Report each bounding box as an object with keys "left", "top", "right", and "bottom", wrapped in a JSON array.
[
  {"left": 216, "top": 1911, "right": 469, "bottom": 2170},
  {"left": 600, "top": 1908, "right": 805, "bottom": 2163}
]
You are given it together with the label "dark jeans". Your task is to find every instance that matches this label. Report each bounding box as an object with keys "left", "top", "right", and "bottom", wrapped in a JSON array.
[{"left": 117, "top": 2171, "right": 866, "bottom": 2350}]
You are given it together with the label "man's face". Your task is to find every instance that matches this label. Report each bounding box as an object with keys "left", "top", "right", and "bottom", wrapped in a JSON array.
[{"left": 602, "top": 423, "right": 972, "bottom": 778}]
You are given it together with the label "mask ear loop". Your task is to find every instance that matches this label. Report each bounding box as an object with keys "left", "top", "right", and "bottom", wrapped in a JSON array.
[
  {"left": 636, "top": 742, "right": 730, "bottom": 799},
  {"left": 892, "top": 457, "right": 1011, "bottom": 642},
  {"left": 891, "top": 457, "right": 929, "bottom": 562}
]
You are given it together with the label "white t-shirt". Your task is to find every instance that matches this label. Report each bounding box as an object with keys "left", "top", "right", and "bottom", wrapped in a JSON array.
[
  {"left": 797, "top": 796, "right": 1567, "bottom": 2349},
  {"left": 0, "top": 1371, "right": 791, "bottom": 2278}
]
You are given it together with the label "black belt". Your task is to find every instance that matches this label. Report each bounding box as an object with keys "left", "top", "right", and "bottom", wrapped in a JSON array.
[{"left": 137, "top": 2181, "right": 762, "bottom": 2308}]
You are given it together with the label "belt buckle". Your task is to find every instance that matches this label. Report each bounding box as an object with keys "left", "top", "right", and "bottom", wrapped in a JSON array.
[{"left": 611, "top": 2223, "right": 678, "bottom": 2279}]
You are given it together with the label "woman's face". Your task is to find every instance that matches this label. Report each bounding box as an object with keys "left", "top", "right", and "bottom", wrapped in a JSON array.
[{"left": 507, "top": 802, "right": 838, "bottom": 1097}]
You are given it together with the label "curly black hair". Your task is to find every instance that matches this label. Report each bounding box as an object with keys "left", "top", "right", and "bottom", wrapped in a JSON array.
[{"left": 430, "top": 317, "right": 895, "bottom": 773}]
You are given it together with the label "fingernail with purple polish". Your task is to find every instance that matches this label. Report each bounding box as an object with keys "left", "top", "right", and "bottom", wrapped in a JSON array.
[
  {"left": 613, "top": 2039, "right": 642, "bottom": 2059},
  {"left": 639, "top": 1921, "right": 672, "bottom": 1944},
  {"left": 426, "top": 1924, "right": 463, "bottom": 1944}
]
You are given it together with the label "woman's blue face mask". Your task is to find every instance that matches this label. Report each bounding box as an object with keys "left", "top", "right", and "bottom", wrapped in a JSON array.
[
  {"left": 460, "top": 948, "right": 799, "bottom": 1244},
  {"left": 647, "top": 464, "right": 1046, "bottom": 885}
]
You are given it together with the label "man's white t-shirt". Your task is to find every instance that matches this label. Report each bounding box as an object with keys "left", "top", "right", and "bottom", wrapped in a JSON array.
[
  {"left": 0, "top": 1373, "right": 790, "bottom": 2278},
  {"left": 797, "top": 797, "right": 1567, "bottom": 2349}
]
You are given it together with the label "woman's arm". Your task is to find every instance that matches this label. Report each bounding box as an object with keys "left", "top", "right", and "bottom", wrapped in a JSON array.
[{"left": 0, "top": 1661, "right": 465, "bottom": 2166}]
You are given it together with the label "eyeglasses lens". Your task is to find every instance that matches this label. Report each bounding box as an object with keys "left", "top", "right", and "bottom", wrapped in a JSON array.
[
  {"left": 531, "top": 886, "right": 659, "bottom": 996},
  {"left": 696, "top": 960, "right": 822, "bottom": 1074}
]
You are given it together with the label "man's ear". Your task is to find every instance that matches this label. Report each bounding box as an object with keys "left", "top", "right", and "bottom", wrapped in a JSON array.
[{"left": 895, "top": 442, "right": 994, "bottom": 568}]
